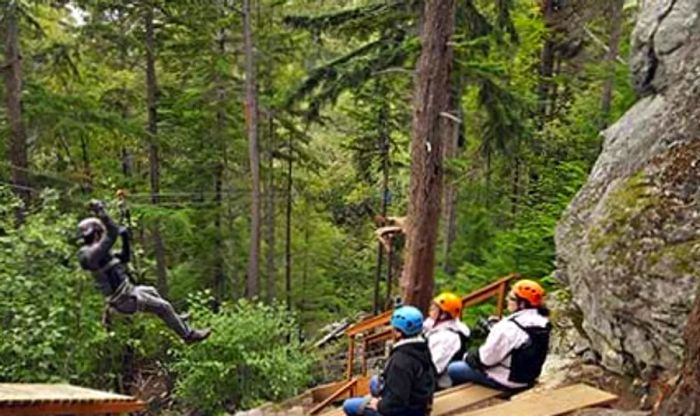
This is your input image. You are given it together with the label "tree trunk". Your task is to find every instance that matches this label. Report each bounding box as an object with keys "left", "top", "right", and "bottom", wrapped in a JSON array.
[
  {"left": 145, "top": 4, "right": 168, "bottom": 295},
  {"left": 658, "top": 285, "right": 700, "bottom": 414},
  {"left": 441, "top": 85, "right": 462, "bottom": 275},
  {"left": 599, "top": 0, "right": 624, "bottom": 128},
  {"left": 373, "top": 84, "right": 391, "bottom": 314},
  {"left": 284, "top": 132, "right": 293, "bottom": 311},
  {"left": 401, "top": 0, "right": 456, "bottom": 312},
  {"left": 244, "top": 0, "right": 261, "bottom": 298},
  {"left": 2, "top": 2, "right": 29, "bottom": 214},
  {"left": 537, "top": 0, "right": 556, "bottom": 123},
  {"left": 265, "top": 116, "right": 276, "bottom": 302},
  {"left": 213, "top": 26, "right": 227, "bottom": 303}
]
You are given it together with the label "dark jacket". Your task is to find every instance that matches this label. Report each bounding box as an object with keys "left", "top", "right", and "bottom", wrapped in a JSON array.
[
  {"left": 377, "top": 337, "right": 436, "bottom": 416},
  {"left": 77, "top": 207, "right": 131, "bottom": 296}
]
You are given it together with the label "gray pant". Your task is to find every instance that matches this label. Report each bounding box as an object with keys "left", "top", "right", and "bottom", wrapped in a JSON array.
[{"left": 109, "top": 283, "right": 191, "bottom": 339}]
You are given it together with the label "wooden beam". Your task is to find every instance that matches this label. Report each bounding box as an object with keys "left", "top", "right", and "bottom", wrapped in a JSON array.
[
  {"left": 0, "top": 401, "right": 145, "bottom": 415},
  {"left": 308, "top": 378, "right": 358, "bottom": 416}
]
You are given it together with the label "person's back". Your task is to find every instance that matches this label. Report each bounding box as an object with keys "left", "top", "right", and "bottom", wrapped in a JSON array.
[
  {"left": 424, "top": 292, "right": 470, "bottom": 389},
  {"left": 342, "top": 306, "right": 435, "bottom": 416},
  {"left": 378, "top": 336, "right": 435, "bottom": 416},
  {"left": 447, "top": 280, "right": 551, "bottom": 391}
]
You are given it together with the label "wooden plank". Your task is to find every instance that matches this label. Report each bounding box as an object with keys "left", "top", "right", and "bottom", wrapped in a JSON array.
[
  {"left": 457, "top": 384, "right": 618, "bottom": 416},
  {"left": 0, "top": 400, "right": 145, "bottom": 415},
  {"left": 432, "top": 385, "right": 502, "bottom": 416},
  {"left": 346, "top": 311, "right": 393, "bottom": 337},
  {"left": 0, "top": 384, "right": 138, "bottom": 405},
  {"left": 309, "top": 378, "right": 358, "bottom": 415}
]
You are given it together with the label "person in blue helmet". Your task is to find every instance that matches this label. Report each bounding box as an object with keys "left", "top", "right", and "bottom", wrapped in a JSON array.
[{"left": 342, "top": 305, "right": 436, "bottom": 416}]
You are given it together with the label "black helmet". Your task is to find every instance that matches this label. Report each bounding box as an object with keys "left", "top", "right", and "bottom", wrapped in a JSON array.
[{"left": 78, "top": 217, "right": 104, "bottom": 242}]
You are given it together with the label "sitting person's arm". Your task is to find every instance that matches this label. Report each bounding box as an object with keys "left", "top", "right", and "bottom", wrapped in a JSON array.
[{"left": 473, "top": 321, "right": 519, "bottom": 369}]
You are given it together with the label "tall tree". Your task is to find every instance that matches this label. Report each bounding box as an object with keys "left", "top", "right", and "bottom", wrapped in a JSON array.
[
  {"left": 599, "top": 0, "right": 624, "bottom": 128},
  {"left": 2, "top": 1, "right": 29, "bottom": 213},
  {"left": 401, "top": 0, "right": 456, "bottom": 312},
  {"left": 243, "top": 0, "right": 261, "bottom": 298},
  {"left": 441, "top": 81, "right": 462, "bottom": 274},
  {"left": 145, "top": 2, "right": 168, "bottom": 294}
]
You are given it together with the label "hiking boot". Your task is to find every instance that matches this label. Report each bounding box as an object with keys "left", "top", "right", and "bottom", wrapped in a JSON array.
[
  {"left": 185, "top": 328, "right": 211, "bottom": 344},
  {"left": 179, "top": 312, "right": 191, "bottom": 322}
]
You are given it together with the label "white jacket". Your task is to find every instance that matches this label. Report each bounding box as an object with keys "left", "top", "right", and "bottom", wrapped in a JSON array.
[
  {"left": 479, "top": 309, "right": 549, "bottom": 389},
  {"left": 424, "top": 318, "right": 471, "bottom": 376}
]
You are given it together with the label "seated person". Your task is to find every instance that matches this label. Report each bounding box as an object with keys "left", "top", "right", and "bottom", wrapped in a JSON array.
[
  {"left": 343, "top": 305, "right": 435, "bottom": 416},
  {"left": 423, "top": 292, "right": 470, "bottom": 389},
  {"left": 447, "top": 280, "right": 550, "bottom": 391}
]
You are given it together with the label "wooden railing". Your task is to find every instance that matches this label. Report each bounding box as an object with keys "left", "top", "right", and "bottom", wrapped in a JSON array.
[
  {"left": 345, "top": 273, "right": 519, "bottom": 380},
  {"left": 309, "top": 273, "right": 520, "bottom": 415}
]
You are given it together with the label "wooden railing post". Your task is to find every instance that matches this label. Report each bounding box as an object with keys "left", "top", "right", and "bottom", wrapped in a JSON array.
[
  {"left": 346, "top": 336, "right": 355, "bottom": 380},
  {"left": 496, "top": 282, "right": 506, "bottom": 318}
]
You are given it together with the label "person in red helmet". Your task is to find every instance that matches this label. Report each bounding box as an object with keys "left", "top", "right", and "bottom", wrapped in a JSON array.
[
  {"left": 447, "top": 280, "right": 550, "bottom": 391},
  {"left": 423, "top": 292, "right": 470, "bottom": 389}
]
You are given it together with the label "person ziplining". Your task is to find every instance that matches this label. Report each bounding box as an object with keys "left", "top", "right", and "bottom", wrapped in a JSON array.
[{"left": 77, "top": 199, "right": 211, "bottom": 344}]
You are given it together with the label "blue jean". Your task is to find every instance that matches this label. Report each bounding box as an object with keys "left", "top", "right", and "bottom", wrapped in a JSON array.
[
  {"left": 343, "top": 397, "right": 380, "bottom": 416},
  {"left": 447, "top": 361, "right": 504, "bottom": 390}
]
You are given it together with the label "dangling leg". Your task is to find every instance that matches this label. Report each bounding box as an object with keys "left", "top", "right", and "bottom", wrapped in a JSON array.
[{"left": 133, "top": 285, "right": 210, "bottom": 343}]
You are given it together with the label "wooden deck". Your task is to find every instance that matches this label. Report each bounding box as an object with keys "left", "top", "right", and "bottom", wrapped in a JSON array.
[{"left": 0, "top": 383, "right": 145, "bottom": 415}]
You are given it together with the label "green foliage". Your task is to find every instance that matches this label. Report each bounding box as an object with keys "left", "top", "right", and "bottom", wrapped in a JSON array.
[
  {"left": 169, "top": 294, "right": 313, "bottom": 413},
  {"left": 0, "top": 188, "right": 111, "bottom": 384}
]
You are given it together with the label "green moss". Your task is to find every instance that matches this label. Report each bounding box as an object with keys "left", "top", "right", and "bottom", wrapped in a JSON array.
[
  {"left": 588, "top": 171, "right": 659, "bottom": 254},
  {"left": 649, "top": 239, "right": 700, "bottom": 275}
]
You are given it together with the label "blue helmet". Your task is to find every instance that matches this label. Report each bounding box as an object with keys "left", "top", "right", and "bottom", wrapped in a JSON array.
[{"left": 391, "top": 306, "right": 424, "bottom": 336}]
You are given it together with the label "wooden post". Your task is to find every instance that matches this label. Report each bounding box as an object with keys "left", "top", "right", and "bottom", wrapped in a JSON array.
[
  {"left": 496, "top": 283, "right": 506, "bottom": 318},
  {"left": 361, "top": 338, "right": 368, "bottom": 376},
  {"left": 346, "top": 336, "right": 355, "bottom": 380}
]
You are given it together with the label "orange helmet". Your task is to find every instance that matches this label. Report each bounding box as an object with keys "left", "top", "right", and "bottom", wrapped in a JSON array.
[
  {"left": 433, "top": 292, "right": 462, "bottom": 319},
  {"left": 512, "top": 280, "right": 545, "bottom": 307}
]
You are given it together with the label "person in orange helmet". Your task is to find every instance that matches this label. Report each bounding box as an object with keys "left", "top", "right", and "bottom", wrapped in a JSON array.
[
  {"left": 423, "top": 292, "right": 470, "bottom": 389},
  {"left": 447, "top": 280, "right": 550, "bottom": 391}
]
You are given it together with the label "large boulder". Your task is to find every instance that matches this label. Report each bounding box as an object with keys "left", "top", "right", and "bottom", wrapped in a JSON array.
[{"left": 556, "top": 0, "right": 700, "bottom": 375}]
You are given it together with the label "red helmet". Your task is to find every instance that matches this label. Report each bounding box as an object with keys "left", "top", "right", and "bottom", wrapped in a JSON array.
[
  {"left": 512, "top": 280, "right": 545, "bottom": 307},
  {"left": 433, "top": 292, "right": 462, "bottom": 319}
]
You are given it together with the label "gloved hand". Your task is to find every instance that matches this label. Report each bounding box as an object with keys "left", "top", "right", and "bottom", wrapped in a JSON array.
[
  {"left": 369, "top": 375, "right": 384, "bottom": 397},
  {"left": 118, "top": 226, "right": 129, "bottom": 237},
  {"left": 88, "top": 199, "right": 106, "bottom": 213}
]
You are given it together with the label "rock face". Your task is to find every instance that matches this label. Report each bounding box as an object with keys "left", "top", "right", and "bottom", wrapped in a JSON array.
[{"left": 556, "top": 0, "right": 700, "bottom": 375}]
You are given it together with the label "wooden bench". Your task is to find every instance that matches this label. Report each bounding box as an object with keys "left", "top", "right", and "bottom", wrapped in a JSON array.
[{"left": 456, "top": 384, "right": 617, "bottom": 416}]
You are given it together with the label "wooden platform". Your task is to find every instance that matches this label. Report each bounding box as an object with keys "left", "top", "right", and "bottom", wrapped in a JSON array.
[
  {"left": 0, "top": 383, "right": 145, "bottom": 415},
  {"left": 457, "top": 384, "right": 618, "bottom": 416},
  {"left": 432, "top": 384, "right": 502, "bottom": 415}
]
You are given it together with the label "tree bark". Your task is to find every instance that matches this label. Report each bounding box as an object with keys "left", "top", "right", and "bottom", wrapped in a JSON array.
[
  {"left": 265, "top": 116, "right": 276, "bottom": 302},
  {"left": 244, "top": 0, "right": 261, "bottom": 298},
  {"left": 145, "top": 4, "right": 168, "bottom": 295},
  {"left": 2, "top": 2, "right": 29, "bottom": 214},
  {"left": 284, "top": 132, "right": 293, "bottom": 311},
  {"left": 658, "top": 285, "right": 700, "bottom": 415},
  {"left": 373, "top": 85, "right": 391, "bottom": 314},
  {"left": 441, "top": 85, "right": 462, "bottom": 275},
  {"left": 401, "top": 0, "right": 456, "bottom": 312},
  {"left": 599, "top": 0, "right": 624, "bottom": 128},
  {"left": 213, "top": 26, "right": 227, "bottom": 303},
  {"left": 537, "top": 0, "right": 556, "bottom": 123}
]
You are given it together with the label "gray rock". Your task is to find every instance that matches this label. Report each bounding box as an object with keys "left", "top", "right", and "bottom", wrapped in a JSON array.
[{"left": 556, "top": 0, "right": 700, "bottom": 376}]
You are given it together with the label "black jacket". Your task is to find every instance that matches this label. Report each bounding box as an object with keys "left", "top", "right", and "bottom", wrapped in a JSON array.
[
  {"left": 77, "top": 207, "right": 131, "bottom": 296},
  {"left": 377, "top": 337, "right": 436, "bottom": 416}
]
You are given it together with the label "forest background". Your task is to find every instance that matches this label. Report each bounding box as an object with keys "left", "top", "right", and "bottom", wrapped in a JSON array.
[{"left": 0, "top": 0, "right": 635, "bottom": 413}]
